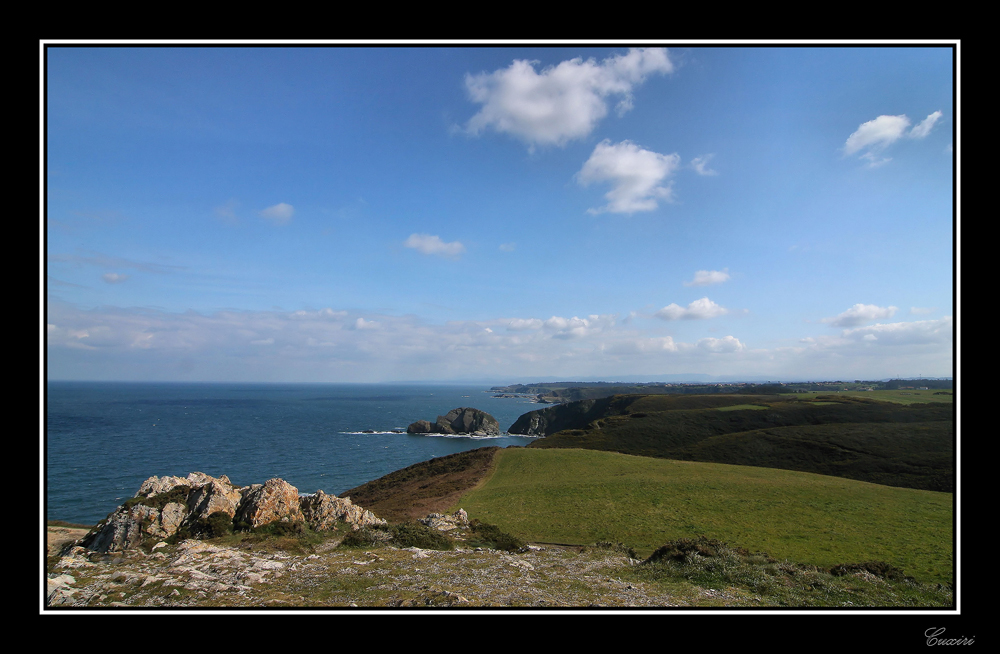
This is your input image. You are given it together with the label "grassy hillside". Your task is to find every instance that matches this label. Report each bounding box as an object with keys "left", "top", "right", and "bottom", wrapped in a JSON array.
[
  {"left": 454, "top": 448, "right": 953, "bottom": 584},
  {"left": 524, "top": 394, "right": 953, "bottom": 491}
]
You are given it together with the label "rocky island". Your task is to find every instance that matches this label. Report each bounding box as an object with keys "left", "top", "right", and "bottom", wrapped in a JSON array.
[{"left": 406, "top": 407, "right": 500, "bottom": 436}]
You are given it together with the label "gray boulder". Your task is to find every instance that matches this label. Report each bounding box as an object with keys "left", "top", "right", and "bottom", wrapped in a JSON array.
[{"left": 76, "top": 472, "right": 386, "bottom": 553}]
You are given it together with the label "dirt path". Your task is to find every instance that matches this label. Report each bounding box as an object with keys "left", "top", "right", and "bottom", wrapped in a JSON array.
[{"left": 47, "top": 526, "right": 90, "bottom": 557}]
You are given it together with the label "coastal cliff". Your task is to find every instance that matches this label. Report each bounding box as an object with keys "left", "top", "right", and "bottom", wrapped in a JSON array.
[{"left": 507, "top": 395, "right": 638, "bottom": 436}]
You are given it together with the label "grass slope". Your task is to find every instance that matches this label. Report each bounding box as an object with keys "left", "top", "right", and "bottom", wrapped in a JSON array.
[
  {"left": 341, "top": 447, "right": 500, "bottom": 522},
  {"left": 454, "top": 448, "right": 953, "bottom": 584},
  {"left": 526, "top": 394, "right": 953, "bottom": 491}
]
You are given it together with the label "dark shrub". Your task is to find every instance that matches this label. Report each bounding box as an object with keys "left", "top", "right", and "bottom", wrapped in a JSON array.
[
  {"left": 644, "top": 537, "right": 728, "bottom": 563},
  {"left": 593, "top": 541, "right": 638, "bottom": 560},
  {"left": 829, "top": 561, "right": 907, "bottom": 581},
  {"left": 469, "top": 519, "right": 527, "bottom": 553},
  {"left": 340, "top": 525, "right": 392, "bottom": 548},
  {"left": 187, "top": 511, "right": 234, "bottom": 539},
  {"left": 390, "top": 522, "right": 455, "bottom": 550}
]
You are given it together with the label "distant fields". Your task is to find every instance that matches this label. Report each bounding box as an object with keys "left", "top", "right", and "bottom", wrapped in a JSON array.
[
  {"left": 454, "top": 448, "right": 953, "bottom": 584},
  {"left": 799, "top": 390, "right": 954, "bottom": 405},
  {"left": 524, "top": 394, "right": 953, "bottom": 492}
]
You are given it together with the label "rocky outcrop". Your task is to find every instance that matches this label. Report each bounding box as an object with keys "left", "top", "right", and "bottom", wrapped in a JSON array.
[
  {"left": 300, "top": 490, "right": 387, "bottom": 531},
  {"left": 234, "top": 478, "right": 304, "bottom": 529},
  {"left": 418, "top": 509, "right": 469, "bottom": 532},
  {"left": 407, "top": 407, "right": 500, "bottom": 436},
  {"left": 77, "top": 472, "right": 385, "bottom": 553}
]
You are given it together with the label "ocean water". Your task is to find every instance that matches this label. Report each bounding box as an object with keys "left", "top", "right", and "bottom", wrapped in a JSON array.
[{"left": 45, "top": 381, "right": 540, "bottom": 526}]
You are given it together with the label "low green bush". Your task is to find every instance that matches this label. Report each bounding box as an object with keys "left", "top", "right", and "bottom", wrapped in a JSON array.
[
  {"left": 829, "top": 561, "right": 908, "bottom": 581},
  {"left": 468, "top": 519, "right": 527, "bottom": 553},
  {"left": 389, "top": 522, "right": 455, "bottom": 550},
  {"left": 592, "top": 541, "right": 638, "bottom": 560},
  {"left": 339, "top": 522, "right": 455, "bottom": 550}
]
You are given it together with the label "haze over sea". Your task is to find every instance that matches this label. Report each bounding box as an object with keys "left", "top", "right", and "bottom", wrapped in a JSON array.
[{"left": 46, "top": 382, "right": 536, "bottom": 526}]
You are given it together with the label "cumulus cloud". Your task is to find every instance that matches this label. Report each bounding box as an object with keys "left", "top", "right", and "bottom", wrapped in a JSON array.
[
  {"left": 259, "top": 203, "right": 294, "bottom": 225},
  {"left": 404, "top": 233, "right": 465, "bottom": 258},
  {"left": 577, "top": 140, "right": 681, "bottom": 214},
  {"left": 843, "top": 111, "right": 943, "bottom": 165},
  {"left": 684, "top": 269, "right": 730, "bottom": 287},
  {"left": 545, "top": 314, "right": 616, "bottom": 340},
  {"left": 821, "top": 304, "right": 898, "bottom": 328},
  {"left": 605, "top": 336, "right": 678, "bottom": 355},
  {"left": 844, "top": 115, "right": 911, "bottom": 156},
  {"left": 691, "top": 154, "right": 718, "bottom": 176},
  {"left": 840, "top": 317, "right": 952, "bottom": 346},
  {"left": 507, "top": 318, "right": 544, "bottom": 331},
  {"left": 506, "top": 314, "right": 616, "bottom": 340},
  {"left": 101, "top": 273, "right": 128, "bottom": 284},
  {"left": 655, "top": 297, "right": 728, "bottom": 320},
  {"left": 697, "top": 335, "right": 746, "bottom": 353},
  {"left": 463, "top": 48, "right": 673, "bottom": 149}
]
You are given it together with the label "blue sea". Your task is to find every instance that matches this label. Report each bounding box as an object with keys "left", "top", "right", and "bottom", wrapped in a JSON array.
[{"left": 45, "top": 382, "right": 540, "bottom": 526}]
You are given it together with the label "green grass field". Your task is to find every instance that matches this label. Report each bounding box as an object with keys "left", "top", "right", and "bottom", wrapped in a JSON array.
[
  {"left": 454, "top": 448, "right": 953, "bottom": 584},
  {"left": 800, "top": 390, "right": 954, "bottom": 405}
]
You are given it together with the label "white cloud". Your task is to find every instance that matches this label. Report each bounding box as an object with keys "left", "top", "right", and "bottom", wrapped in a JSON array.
[
  {"left": 505, "top": 314, "right": 616, "bottom": 340},
  {"left": 691, "top": 154, "right": 718, "bottom": 176},
  {"left": 102, "top": 273, "right": 128, "bottom": 284},
  {"left": 910, "top": 306, "right": 937, "bottom": 315},
  {"left": 684, "top": 269, "right": 730, "bottom": 287},
  {"left": 605, "top": 336, "right": 679, "bottom": 355},
  {"left": 463, "top": 48, "right": 673, "bottom": 149},
  {"left": 909, "top": 111, "right": 943, "bottom": 139},
  {"left": 655, "top": 297, "right": 728, "bottom": 321},
  {"left": 544, "top": 314, "right": 616, "bottom": 340},
  {"left": 404, "top": 233, "right": 465, "bottom": 258},
  {"left": 499, "top": 242, "right": 516, "bottom": 252},
  {"left": 821, "top": 304, "right": 898, "bottom": 328},
  {"left": 577, "top": 140, "right": 681, "bottom": 214},
  {"left": 843, "top": 111, "right": 943, "bottom": 165},
  {"left": 840, "top": 317, "right": 952, "bottom": 346},
  {"left": 506, "top": 318, "right": 544, "bottom": 331},
  {"left": 697, "top": 335, "right": 746, "bottom": 353},
  {"left": 45, "top": 301, "right": 952, "bottom": 382},
  {"left": 844, "top": 115, "right": 911, "bottom": 156},
  {"left": 259, "top": 203, "right": 294, "bottom": 225}
]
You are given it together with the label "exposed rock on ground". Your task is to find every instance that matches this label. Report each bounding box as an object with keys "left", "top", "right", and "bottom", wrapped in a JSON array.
[
  {"left": 407, "top": 407, "right": 500, "bottom": 436},
  {"left": 75, "top": 472, "right": 386, "bottom": 554},
  {"left": 418, "top": 509, "right": 469, "bottom": 532},
  {"left": 46, "top": 523, "right": 696, "bottom": 609}
]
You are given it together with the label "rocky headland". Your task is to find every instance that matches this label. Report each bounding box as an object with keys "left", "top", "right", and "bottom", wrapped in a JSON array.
[{"left": 74, "top": 471, "right": 386, "bottom": 555}]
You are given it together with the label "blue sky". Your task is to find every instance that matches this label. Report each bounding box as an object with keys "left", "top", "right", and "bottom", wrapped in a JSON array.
[{"left": 45, "top": 44, "right": 956, "bottom": 383}]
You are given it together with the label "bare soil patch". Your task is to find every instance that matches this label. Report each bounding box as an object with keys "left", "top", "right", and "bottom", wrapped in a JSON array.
[{"left": 340, "top": 446, "right": 501, "bottom": 522}]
